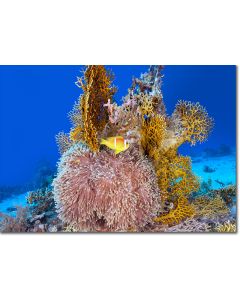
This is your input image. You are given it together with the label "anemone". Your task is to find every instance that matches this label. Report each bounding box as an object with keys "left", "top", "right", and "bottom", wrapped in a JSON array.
[{"left": 53, "top": 144, "right": 161, "bottom": 232}]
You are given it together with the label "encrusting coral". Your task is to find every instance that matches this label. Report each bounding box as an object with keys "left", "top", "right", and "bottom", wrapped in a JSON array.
[
  {"left": 52, "top": 65, "right": 215, "bottom": 231},
  {"left": 53, "top": 144, "right": 161, "bottom": 232}
]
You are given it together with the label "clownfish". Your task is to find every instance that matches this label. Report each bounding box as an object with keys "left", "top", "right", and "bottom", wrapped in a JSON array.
[{"left": 100, "top": 136, "right": 129, "bottom": 155}]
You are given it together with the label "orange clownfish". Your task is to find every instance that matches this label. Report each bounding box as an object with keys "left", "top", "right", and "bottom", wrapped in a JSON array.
[{"left": 100, "top": 136, "right": 129, "bottom": 154}]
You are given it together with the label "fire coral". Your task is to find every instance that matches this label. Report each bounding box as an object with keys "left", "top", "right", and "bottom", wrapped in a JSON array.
[{"left": 69, "top": 65, "right": 116, "bottom": 151}]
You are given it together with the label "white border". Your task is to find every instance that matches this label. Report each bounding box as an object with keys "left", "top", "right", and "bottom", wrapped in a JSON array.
[{"left": 0, "top": 1, "right": 239, "bottom": 300}]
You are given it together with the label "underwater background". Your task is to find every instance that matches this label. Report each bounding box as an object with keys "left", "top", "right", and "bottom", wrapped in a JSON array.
[
  {"left": 0, "top": 65, "right": 236, "bottom": 225},
  {"left": 0, "top": 66, "right": 236, "bottom": 184}
]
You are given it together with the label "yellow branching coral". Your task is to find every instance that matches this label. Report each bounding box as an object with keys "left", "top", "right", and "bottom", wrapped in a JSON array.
[
  {"left": 69, "top": 65, "right": 116, "bottom": 151},
  {"left": 192, "top": 195, "right": 230, "bottom": 219},
  {"left": 138, "top": 94, "right": 158, "bottom": 118},
  {"left": 168, "top": 154, "right": 200, "bottom": 198},
  {"left": 139, "top": 89, "right": 201, "bottom": 227},
  {"left": 153, "top": 148, "right": 199, "bottom": 202},
  {"left": 215, "top": 221, "right": 236, "bottom": 233},
  {"left": 69, "top": 125, "right": 83, "bottom": 142},
  {"left": 153, "top": 149, "right": 199, "bottom": 225},
  {"left": 63, "top": 224, "right": 79, "bottom": 232},
  {"left": 140, "top": 114, "right": 166, "bottom": 160},
  {"left": 154, "top": 196, "right": 195, "bottom": 225},
  {"left": 172, "top": 100, "right": 214, "bottom": 146}
]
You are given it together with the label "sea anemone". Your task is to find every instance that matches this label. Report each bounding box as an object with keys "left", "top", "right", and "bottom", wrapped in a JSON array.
[{"left": 53, "top": 144, "right": 161, "bottom": 232}]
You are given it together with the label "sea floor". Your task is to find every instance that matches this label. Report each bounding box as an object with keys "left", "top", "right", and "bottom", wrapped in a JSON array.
[
  {"left": 0, "top": 153, "right": 237, "bottom": 217},
  {"left": 0, "top": 192, "right": 28, "bottom": 217},
  {"left": 191, "top": 152, "right": 236, "bottom": 190}
]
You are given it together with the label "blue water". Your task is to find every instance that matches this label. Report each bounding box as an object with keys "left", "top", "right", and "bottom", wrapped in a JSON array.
[{"left": 0, "top": 65, "right": 236, "bottom": 188}]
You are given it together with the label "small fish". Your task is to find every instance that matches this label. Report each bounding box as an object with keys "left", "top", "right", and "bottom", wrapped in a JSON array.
[{"left": 100, "top": 136, "right": 129, "bottom": 155}]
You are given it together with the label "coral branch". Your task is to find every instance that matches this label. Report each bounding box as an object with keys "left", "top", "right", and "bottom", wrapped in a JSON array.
[
  {"left": 154, "top": 196, "right": 195, "bottom": 226},
  {"left": 171, "top": 100, "right": 214, "bottom": 146},
  {"left": 56, "top": 132, "right": 73, "bottom": 154},
  {"left": 70, "top": 65, "right": 116, "bottom": 151}
]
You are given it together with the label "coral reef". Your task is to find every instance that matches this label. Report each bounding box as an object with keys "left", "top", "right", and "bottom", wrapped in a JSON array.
[
  {"left": 27, "top": 187, "right": 55, "bottom": 216},
  {"left": 52, "top": 65, "right": 215, "bottom": 230},
  {"left": 153, "top": 196, "right": 195, "bottom": 226},
  {"left": 0, "top": 186, "right": 63, "bottom": 233},
  {"left": 209, "top": 185, "right": 236, "bottom": 208},
  {"left": 69, "top": 65, "right": 116, "bottom": 151},
  {"left": 2, "top": 65, "right": 224, "bottom": 233},
  {"left": 155, "top": 151, "right": 200, "bottom": 202},
  {"left": 0, "top": 207, "right": 29, "bottom": 233},
  {"left": 26, "top": 187, "right": 63, "bottom": 232},
  {"left": 56, "top": 65, "right": 116, "bottom": 153},
  {"left": 192, "top": 195, "right": 230, "bottom": 220},
  {"left": 53, "top": 144, "right": 161, "bottom": 232},
  {"left": 196, "top": 184, "right": 236, "bottom": 208},
  {"left": 171, "top": 100, "right": 214, "bottom": 147},
  {"left": 198, "top": 178, "right": 213, "bottom": 195},
  {"left": 140, "top": 115, "right": 166, "bottom": 160},
  {"left": 63, "top": 224, "right": 79, "bottom": 232},
  {"left": 164, "top": 218, "right": 211, "bottom": 233},
  {"left": 215, "top": 220, "right": 236, "bottom": 233},
  {"left": 56, "top": 132, "right": 73, "bottom": 155}
]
